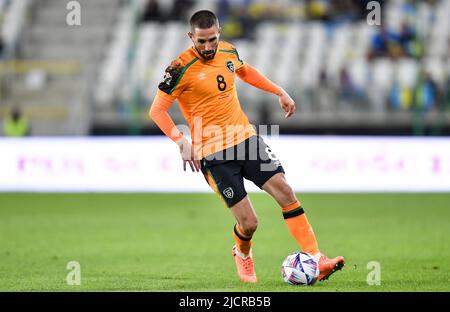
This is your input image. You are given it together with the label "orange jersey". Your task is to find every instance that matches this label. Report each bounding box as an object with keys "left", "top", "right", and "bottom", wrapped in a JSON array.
[{"left": 156, "top": 41, "right": 256, "bottom": 158}]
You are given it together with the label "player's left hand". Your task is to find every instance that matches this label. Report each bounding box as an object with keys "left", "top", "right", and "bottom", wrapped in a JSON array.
[{"left": 278, "top": 88, "right": 296, "bottom": 118}]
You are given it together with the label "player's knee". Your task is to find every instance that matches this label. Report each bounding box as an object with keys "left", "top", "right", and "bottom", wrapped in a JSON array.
[{"left": 279, "top": 181, "right": 296, "bottom": 203}]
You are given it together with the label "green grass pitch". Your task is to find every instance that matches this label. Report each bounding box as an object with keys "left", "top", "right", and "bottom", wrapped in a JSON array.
[{"left": 0, "top": 193, "right": 449, "bottom": 291}]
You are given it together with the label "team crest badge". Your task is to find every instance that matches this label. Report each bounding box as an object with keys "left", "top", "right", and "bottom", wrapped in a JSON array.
[
  {"left": 223, "top": 187, "right": 234, "bottom": 199},
  {"left": 226, "top": 61, "right": 235, "bottom": 73}
]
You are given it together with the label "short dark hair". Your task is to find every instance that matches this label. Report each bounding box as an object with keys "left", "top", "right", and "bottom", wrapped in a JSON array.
[{"left": 189, "top": 10, "right": 218, "bottom": 31}]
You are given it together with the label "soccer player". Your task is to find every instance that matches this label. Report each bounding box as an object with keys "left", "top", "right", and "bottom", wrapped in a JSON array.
[{"left": 149, "top": 10, "right": 344, "bottom": 283}]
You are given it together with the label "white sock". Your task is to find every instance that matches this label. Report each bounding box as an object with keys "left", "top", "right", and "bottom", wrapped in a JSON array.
[
  {"left": 235, "top": 247, "right": 252, "bottom": 259},
  {"left": 313, "top": 252, "right": 321, "bottom": 263}
]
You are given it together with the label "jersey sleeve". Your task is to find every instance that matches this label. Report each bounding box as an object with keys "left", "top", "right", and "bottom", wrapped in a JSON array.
[
  {"left": 231, "top": 45, "right": 245, "bottom": 71},
  {"left": 236, "top": 64, "right": 282, "bottom": 96},
  {"left": 221, "top": 42, "right": 245, "bottom": 72},
  {"left": 157, "top": 59, "right": 187, "bottom": 100}
]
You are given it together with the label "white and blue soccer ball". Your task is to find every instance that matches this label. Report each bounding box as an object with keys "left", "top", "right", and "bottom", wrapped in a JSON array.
[{"left": 281, "top": 251, "right": 319, "bottom": 286}]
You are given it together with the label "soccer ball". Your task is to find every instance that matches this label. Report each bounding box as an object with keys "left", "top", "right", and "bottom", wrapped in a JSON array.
[{"left": 281, "top": 251, "right": 319, "bottom": 286}]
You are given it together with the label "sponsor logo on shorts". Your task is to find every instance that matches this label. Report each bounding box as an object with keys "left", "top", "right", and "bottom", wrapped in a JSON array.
[{"left": 223, "top": 187, "right": 234, "bottom": 199}]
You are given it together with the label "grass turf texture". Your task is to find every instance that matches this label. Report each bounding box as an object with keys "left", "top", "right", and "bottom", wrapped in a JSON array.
[{"left": 0, "top": 193, "right": 449, "bottom": 292}]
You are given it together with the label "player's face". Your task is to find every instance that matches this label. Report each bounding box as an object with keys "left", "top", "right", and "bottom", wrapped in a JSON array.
[{"left": 189, "top": 25, "right": 220, "bottom": 60}]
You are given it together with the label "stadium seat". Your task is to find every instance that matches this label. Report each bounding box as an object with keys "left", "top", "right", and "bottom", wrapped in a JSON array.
[{"left": 396, "top": 59, "right": 419, "bottom": 89}]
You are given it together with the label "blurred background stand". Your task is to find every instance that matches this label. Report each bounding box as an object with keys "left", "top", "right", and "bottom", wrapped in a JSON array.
[{"left": 0, "top": 0, "right": 449, "bottom": 136}]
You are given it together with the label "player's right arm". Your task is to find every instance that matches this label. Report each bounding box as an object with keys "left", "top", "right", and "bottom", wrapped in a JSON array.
[
  {"left": 149, "top": 92, "right": 184, "bottom": 143},
  {"left": 149, "top": 60, "right": 200, "bottom": 172}
]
